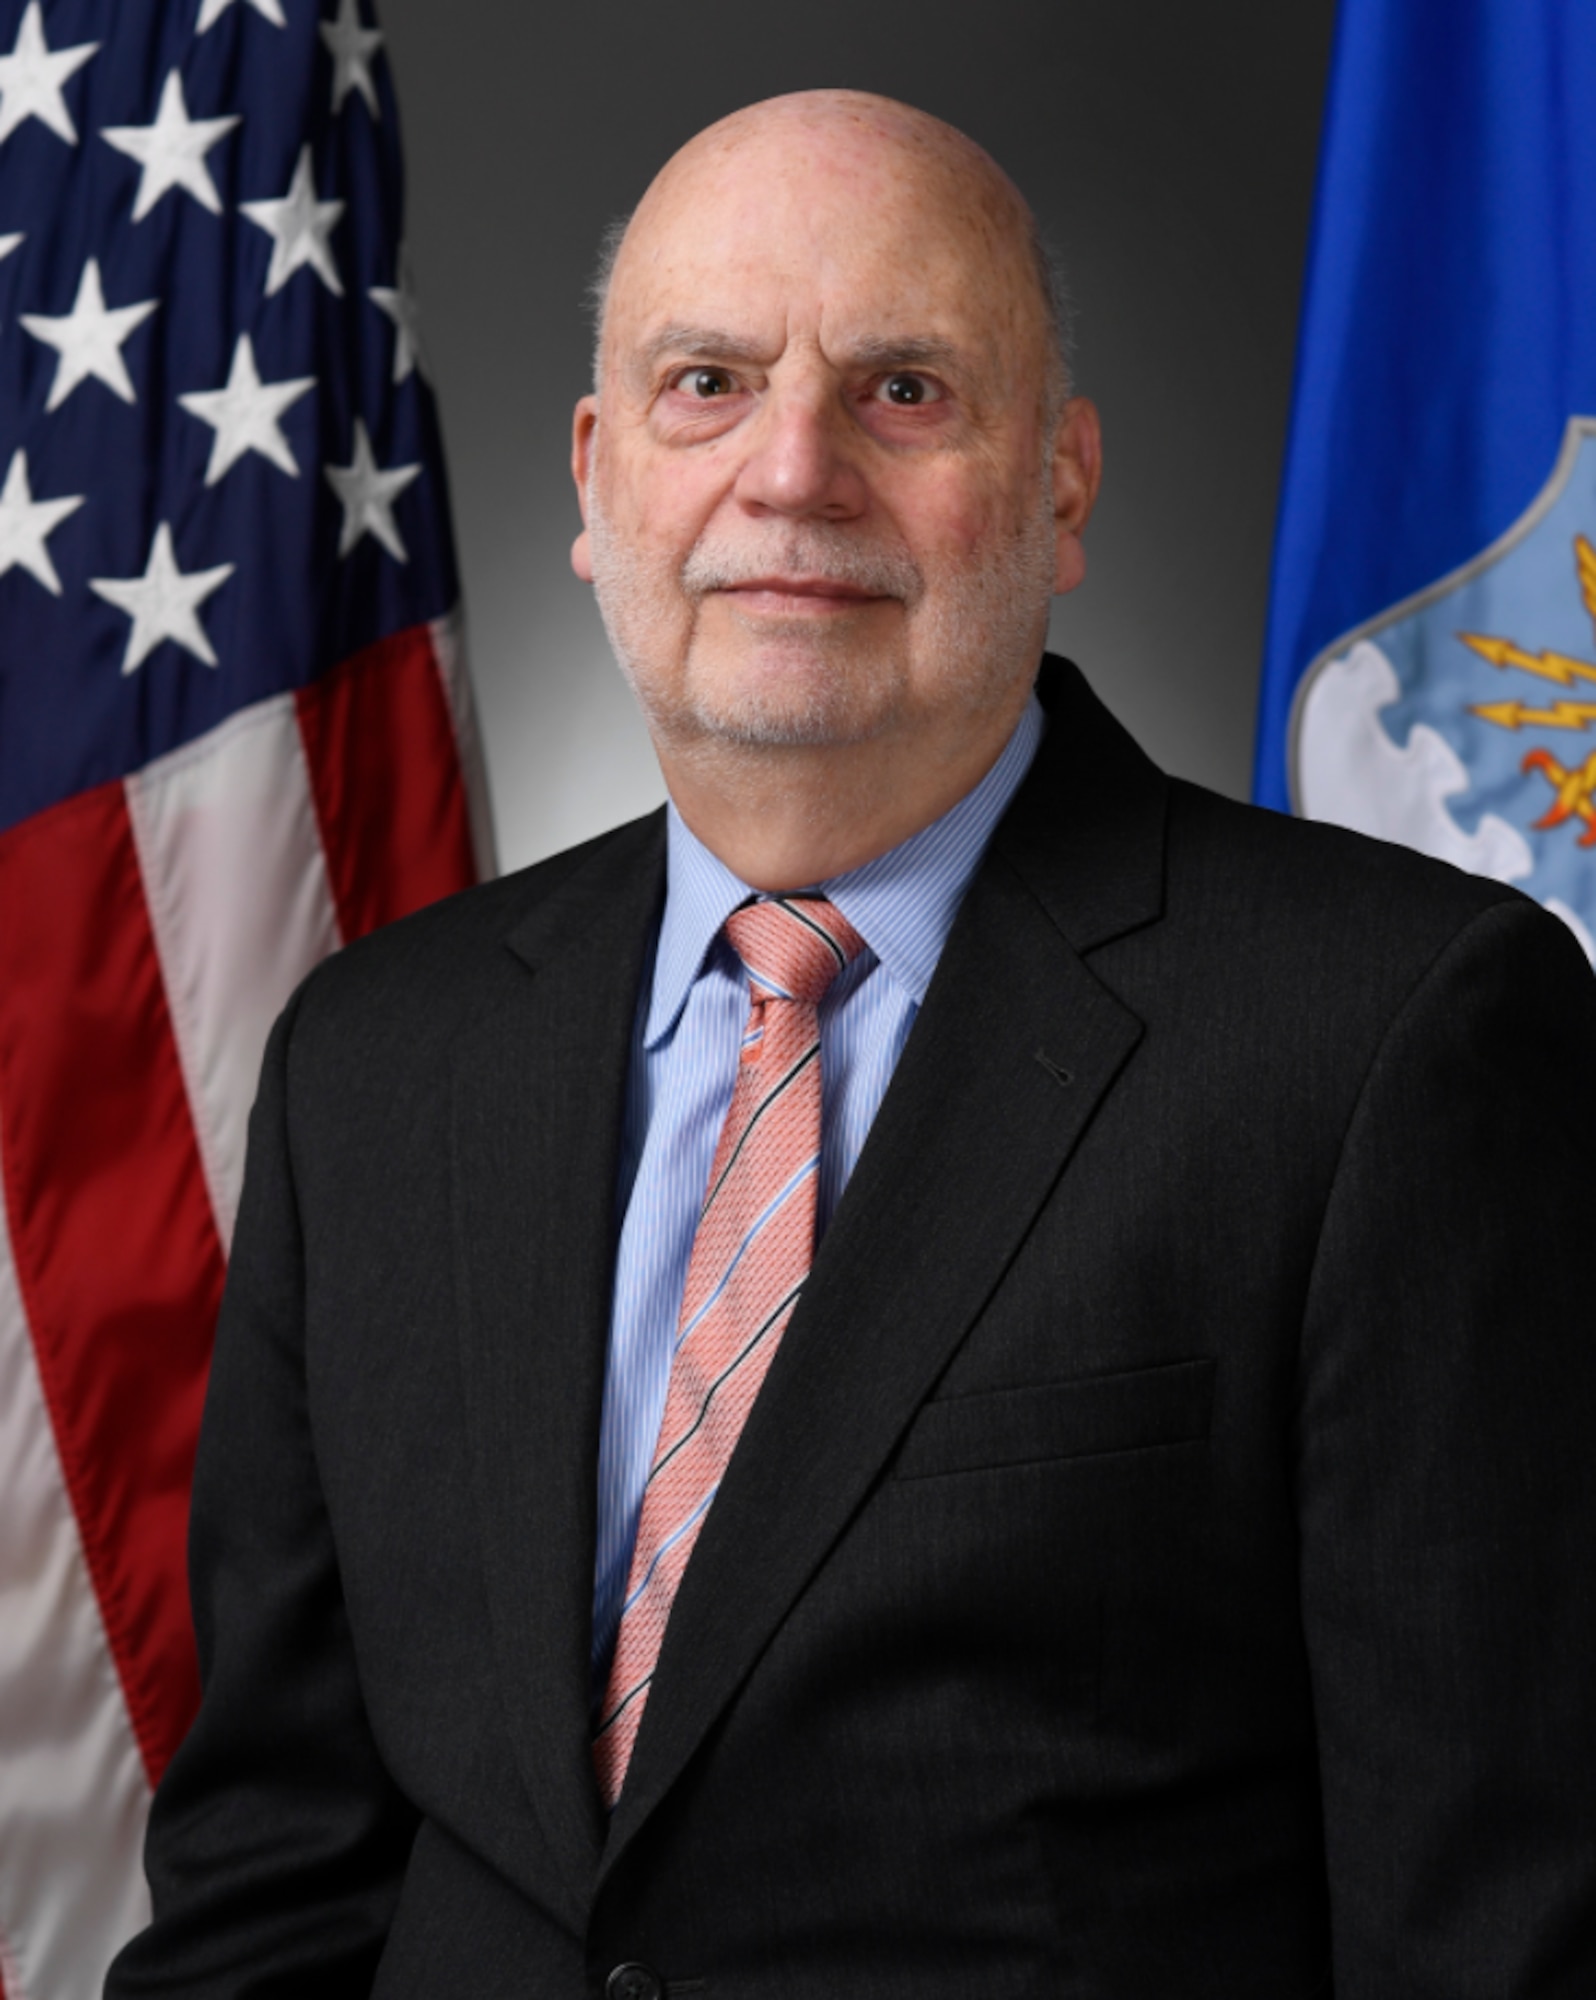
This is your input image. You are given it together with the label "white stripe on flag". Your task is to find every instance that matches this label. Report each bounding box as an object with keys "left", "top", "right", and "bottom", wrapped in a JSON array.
[
  {"left": 430, "top": 608, "right": 498, "bottom": 882},
  {"left": 126, "top": 694, "right": 342, "bottom": 1251},
  {"left": 0, "top": 1160, "right": 151, "bottom": 2000}
]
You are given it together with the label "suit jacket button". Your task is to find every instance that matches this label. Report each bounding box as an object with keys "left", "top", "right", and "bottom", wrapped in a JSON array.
[{"left": 606, "top": 1965, "right": 664, "bottom": 2000}]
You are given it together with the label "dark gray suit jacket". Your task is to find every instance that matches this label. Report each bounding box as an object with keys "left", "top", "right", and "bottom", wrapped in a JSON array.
[{"left": 109, "top": 658, "right": 1596, "bottom": 1998}]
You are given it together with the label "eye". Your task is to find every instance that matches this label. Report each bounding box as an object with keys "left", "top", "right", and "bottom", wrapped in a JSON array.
[
  {"left": 876, "top": 372, "right": 942, "bottom": 407},
  {"left": 674, "top": 366, "right": 738, "bottom": 399}
]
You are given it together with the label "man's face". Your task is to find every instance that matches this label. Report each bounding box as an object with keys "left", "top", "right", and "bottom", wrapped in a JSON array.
[{"left": 571, "top": 104, "right": 1099, "bottom": 762}]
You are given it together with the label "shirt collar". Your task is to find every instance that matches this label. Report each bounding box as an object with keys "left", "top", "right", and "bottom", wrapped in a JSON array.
[{"left": 646, "top": 692, "right": 1044, "bottom": 1047}]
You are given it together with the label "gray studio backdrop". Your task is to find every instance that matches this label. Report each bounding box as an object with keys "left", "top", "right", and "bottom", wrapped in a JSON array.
[{"left": 378, "top": 0, "right": 1338, "bottom": 875}]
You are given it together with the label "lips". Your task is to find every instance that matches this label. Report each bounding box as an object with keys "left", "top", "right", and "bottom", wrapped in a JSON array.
[{"left": 719, "top": 576, "right": 888, "bottom": 609}]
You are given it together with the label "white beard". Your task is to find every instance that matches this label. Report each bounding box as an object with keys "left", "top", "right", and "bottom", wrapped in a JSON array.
[{"left": 586, "top": 482, "right": 1057, "bottom": 752}]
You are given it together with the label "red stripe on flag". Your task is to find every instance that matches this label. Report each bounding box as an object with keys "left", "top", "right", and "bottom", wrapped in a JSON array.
[
  {"left": 297, "top": 622, "right": 478, "bottom": 943},
  {"left": 0, "top": 786, "right": 221, "bottom": 1786}
]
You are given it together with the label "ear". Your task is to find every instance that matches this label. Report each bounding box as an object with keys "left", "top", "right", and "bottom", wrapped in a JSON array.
[
  {"left": 1051, "top": 396, "right": 1102, "bottom": 596},
  {"left": 570, "top": 393, "right": 599, "bottom": 583}
]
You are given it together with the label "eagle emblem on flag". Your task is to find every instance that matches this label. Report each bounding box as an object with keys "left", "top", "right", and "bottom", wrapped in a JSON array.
[{"left": 1291, "top": 417, "right": 1596, "bottom": 964}]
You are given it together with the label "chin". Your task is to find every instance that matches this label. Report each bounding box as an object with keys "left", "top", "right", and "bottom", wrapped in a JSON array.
[{"left": 681, "top": 649, "right": 905, "bottom": 750}]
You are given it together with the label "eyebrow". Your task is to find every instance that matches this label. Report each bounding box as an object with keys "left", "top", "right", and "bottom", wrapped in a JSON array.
[
  {"left": 636, "top": 325, "right": 770, "bottom": 373},
  {"left": 841, "top": 336, "right": 962, "bottom": 373},
  {"left": 633, "top": 325, "right": 965, "bottom": 378}
]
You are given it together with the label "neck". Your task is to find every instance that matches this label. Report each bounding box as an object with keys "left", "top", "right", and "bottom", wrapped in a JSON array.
[{"left": 654, "top": 698, "right": 1030, "bottom": 891}]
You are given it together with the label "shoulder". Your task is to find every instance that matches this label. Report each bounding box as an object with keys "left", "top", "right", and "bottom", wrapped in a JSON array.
[
  {"left": 1164, "top": 775, "right": 1523, "bottom": 938},
  {"left": 1104, "top": 772, "right": 1596, "bottom": 1088},
  {"left": 1025, "top": 655, "right": 1579, "bottom": 993},
  {"left": 280, "top": 807, "right": 665, "bottom": 1076}
]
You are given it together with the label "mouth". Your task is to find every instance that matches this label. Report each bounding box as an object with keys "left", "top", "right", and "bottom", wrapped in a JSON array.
[{"left": 716, "top": 576, "right": 893, "bottom": 616}]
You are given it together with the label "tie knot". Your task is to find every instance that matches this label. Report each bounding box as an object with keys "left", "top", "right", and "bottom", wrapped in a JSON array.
[{"left": 724, "top": 896, "right": 864, "bottom": 1006}]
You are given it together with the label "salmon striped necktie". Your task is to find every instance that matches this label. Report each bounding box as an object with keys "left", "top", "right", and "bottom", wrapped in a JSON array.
[{"left": 593, "top": 894, "right": 864, "bottom": 1809}]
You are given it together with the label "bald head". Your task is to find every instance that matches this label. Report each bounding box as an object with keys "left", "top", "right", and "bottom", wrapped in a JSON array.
[{"left": 590, "top": 91, "right": 1069, "bottom": 407}]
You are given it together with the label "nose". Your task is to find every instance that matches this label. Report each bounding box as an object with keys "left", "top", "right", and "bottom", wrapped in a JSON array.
[{"left": 732, "top": 380, "right": 867, "bottom": 521}]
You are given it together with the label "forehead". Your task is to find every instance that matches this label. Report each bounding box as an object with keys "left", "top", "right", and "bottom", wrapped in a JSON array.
[{"left": 604, "top": 116, "right": 1043, "bottom": 374}]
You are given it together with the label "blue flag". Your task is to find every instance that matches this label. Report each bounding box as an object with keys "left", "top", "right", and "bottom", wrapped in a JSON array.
[{"left": 1254, "top": 0, "right": 1596, "bottom": 961}]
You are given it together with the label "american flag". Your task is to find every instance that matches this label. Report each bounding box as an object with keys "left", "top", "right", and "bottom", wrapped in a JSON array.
[{"left": 0, "top": 1, "right": 492, "bottom": 1990}]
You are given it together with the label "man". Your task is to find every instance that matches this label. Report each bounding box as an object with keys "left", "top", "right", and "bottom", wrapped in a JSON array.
[{"left": 110, "top": 92, "right": 1596, "bottom": 1998}]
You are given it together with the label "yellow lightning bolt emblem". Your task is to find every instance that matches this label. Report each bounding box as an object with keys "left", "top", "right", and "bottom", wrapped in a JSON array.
[
  {"left": 1464, "top": 535, "right": 1596, "bottom": 733},
  {"left": 1460, "top": 534, "right": 1596, "bottom": 847},
  {"left": 1458, "top": 632, "right": 1596, "bottom": 689},
  {"left": 1471, "top": 698, "right": 1596, "bottom": 730}
]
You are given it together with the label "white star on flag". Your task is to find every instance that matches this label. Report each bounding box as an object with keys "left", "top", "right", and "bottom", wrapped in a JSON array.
[
  {"left": 197, "top": 0, "right": 286, "bottom": 31},
  {"left": 179, "top": 334, "right": 315, "bottom": 484},
  {"left": 241, "top": 144, "right": 344, "bottom": 296},
  {"left": 90, "top": 523, "right": 235, "bottom": 675},
  {"left": 20, "top": 259, "right": 158, "bottom": 412},
  {"left": 102, "top": 71, "right": 241, "bottom": 223},
  {"left": 0, "top": 448, "right": 85, "bottom": 595},
  {"left": 320, "top": 0, "right": 383, "bottom": 118},
  {"left": 369, "top": 245, "right": 425, "bottom": 383},
  {"left": 0, "top": 231, "right": 22, "bottom": 264},
  {"left": 0, "top": 2, "right": 99, "bottom": 149},
  {"left": 325, "top": 420, "right": 420, "bottom": 561}
]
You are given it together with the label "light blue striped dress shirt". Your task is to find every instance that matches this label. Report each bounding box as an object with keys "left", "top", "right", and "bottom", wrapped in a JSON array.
[{"left": 590, "top": 695, "right": 1044, "bottom": 1702}]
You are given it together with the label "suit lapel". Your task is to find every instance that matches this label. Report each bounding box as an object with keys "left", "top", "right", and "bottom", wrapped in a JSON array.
[
  {"left": 451, "top": 813, "right": 664, "bottom": 1918},
  {"left": 603, "top": 661, "right": 1170, "bottom": 1876}
]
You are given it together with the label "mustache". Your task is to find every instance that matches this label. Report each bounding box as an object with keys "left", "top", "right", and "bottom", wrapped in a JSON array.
[{"left": 680, "top": 529, "right": 924, "bottom": 604}]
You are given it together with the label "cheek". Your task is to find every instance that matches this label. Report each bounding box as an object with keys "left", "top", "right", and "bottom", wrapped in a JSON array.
[
  {"left": 604, "top": 428, "right": 744, "bottom": 544},
  {"left": 883, "top": 443, "right": 1039, "bottom": 568}
]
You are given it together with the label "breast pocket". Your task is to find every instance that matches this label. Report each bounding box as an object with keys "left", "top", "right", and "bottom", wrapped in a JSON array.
[{"left": 892, "top": 1357, "right": 1216, "bottom": 1481}]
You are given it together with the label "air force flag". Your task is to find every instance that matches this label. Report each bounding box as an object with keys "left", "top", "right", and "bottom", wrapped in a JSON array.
[{"left": 1255, "top": 0, "right": 1596, "bottom": 963}]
